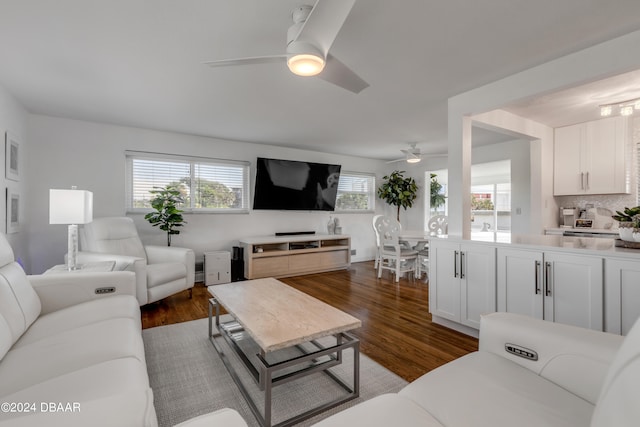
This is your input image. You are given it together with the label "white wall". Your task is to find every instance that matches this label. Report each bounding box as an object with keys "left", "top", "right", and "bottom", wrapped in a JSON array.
[
  {"left": 448, "top": 29, "right": 640, "bottom": 237},
  {"left": 0, "top": 83, "right": 28, "bottom": 263},
  {"left": 25, "top": 115, "right": 387, "bottom": 274}
]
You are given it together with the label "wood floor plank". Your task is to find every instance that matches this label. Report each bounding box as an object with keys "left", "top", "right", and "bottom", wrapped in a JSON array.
[{"left": 141, "top": 261, "right": 478, "bottom": 382}]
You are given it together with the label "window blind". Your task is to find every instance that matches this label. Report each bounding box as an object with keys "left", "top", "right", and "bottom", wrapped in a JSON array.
[
  {"left": 126, "top": 151, "right": 249, "bottom": 212},
  {"left": 335, "top": 172, "right": 375, "bottom": 211}
]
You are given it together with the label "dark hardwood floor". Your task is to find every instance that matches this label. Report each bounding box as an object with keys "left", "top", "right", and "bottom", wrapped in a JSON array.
[{"left": 141, "top": 261, "right": 478, "bottom": 382}]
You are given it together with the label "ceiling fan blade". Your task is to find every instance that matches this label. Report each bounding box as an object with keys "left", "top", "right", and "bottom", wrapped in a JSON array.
[
  {"left": 203, "top": 55, "right": 286, "bottom": 68},
  {"left": 294, "top": 0, "right": 356, "bottom": 56},
  {"left": 317, "top": 54, "right": 369, "bottom": 93},
  {"left": 385, "top": 158, "right": 406, "bottom": 164}
]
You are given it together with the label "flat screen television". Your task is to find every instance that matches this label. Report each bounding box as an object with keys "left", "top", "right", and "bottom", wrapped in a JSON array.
[{"left": 253, "top": 157, "right": 341, "bottom": 211}]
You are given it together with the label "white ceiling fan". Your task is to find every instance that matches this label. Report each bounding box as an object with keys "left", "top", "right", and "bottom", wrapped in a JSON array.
[
  {"left": 386, "top": 143, "right": 447, "bottom": 164},
  {"left": 203, "top": 0, "right": 368, "bottom": 94}
]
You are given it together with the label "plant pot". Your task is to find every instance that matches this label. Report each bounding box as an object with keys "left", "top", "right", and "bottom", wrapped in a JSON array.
[{"left": 619, "top": 226, "right": 635, "bottom": 242}]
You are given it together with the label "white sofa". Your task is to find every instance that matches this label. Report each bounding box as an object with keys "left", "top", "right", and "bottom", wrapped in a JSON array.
[
  {"left": 313, "top": 312, "right": 639, "bottom": 427},
  {"left": 78, "top": 217, "right": 195, "bottom": 305},
  {"left": 0, "top": 233, "right": 246, "bottom": 427}
]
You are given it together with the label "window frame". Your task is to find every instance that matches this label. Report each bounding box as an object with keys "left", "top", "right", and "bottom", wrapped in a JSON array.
[
  {"left": 125, "top": 151, "right": 250, "bottom": 214},
  {"left": 334, "top": 171, "right": 376, "bottom": 213}
]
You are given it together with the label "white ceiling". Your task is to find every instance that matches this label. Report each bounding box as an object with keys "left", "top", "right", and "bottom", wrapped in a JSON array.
[
  {"left": 1, "top": 0, "right": 640, "bottom": 161},
  {"left": 504, "top": 69, "right": 640, "bottom": 128}
]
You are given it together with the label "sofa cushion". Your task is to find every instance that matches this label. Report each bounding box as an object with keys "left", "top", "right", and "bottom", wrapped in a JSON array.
[
  {"left": 173, "top": 408, "right": 248, "bottom": 427},
  {"left": 146, "top": 263, "right": 186, "bottom": 288},
  {"left": 0, "top": 317, "right": 144, "bottom": 397},
  {"left": 399, "top": 351, "right": 594, "bottom": 427},
  {"left": 0, "top": 263, "right": 41, "bottom": 347},
  {"left": 0, "top": 314, "right": 12, "bottom": 360},
  {"left": 0, "top": 357, "right": 149, "bottom": 406},
  {"left": 14, "top": 295, "right": 140, "bottom": 348},
  {"left": 0, "top": 387, "right": 157, "bottom": 427},
  {"left": 590, "top": 317, "right": 640, "bottom": 427},
  {"left": 312, "top": 393, "right": 443, "bottom": 427}
]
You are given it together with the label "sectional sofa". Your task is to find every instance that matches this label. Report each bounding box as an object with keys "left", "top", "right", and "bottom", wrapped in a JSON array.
[
  {"left": 313, "top": 311, "right": 639, "bottom": 427},
  {"left": 0, "top": 233, "right": 246, "bottom": 427}
]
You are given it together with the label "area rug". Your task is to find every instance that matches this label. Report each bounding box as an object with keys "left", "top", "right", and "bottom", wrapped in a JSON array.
[{"left": 143, "top": 317, "right": 408, "bottom": 427}]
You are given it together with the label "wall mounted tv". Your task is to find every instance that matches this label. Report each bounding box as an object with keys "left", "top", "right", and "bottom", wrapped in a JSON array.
[{"left": 253, "top": 157, "right": 341, "bottom": 211}]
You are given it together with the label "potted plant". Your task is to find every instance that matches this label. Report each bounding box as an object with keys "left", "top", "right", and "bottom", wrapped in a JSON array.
[
  {"left": 613, "top": 206, "right": 640, "bottom": 242},
  {"left": 377, "top": 170, "right": 418, "bottom": 221},
  {"left": 144, "top": 185, "right": 187, "bottom": 246},
  {"left": 430, "top": 173, "right": 446, "bottom": 213}
]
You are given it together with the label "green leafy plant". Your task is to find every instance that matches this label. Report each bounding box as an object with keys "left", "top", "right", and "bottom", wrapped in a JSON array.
[
  {"left": 144, "top": 185, "right": 187, "bottom": 246},
  {"left": 377, "top": 170, "right": 418, "bottom": 221},
  {"left": 612, "top": 206, "right": 640, "bottom": 225},
  {"left": 613, "top": 206, "right": 640, "bottom": 231},
  {"left": 430, "top": 173, "right": 446, "bottom": 211},
  {"left": 471, "top": 195, "right": 494, "bottom": 211}
]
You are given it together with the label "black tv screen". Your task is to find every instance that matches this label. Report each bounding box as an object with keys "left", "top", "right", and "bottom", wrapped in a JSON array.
[{"left": 253, "top": 158, "right": 341, "bottom": 211}]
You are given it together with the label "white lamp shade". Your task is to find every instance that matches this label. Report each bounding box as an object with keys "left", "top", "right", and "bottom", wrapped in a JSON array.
[{"left": 49, "top": 189, "right": 93, "bottom": 224}]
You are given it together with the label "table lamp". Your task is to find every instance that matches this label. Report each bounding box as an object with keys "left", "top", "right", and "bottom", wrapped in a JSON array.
[{"left": 49, "top": 187, "right": 93, "bottom": 270}]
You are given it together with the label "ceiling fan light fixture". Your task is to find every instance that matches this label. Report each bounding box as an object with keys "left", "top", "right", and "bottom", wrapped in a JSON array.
[
  {"left": 287, "top": 53, "right": 325, "bottom": 76},
  {"left": 406, "top": 157, "right": 421, "bottom": 164}
]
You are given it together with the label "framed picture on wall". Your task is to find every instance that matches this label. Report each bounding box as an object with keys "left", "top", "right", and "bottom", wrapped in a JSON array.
[
  {"left": 6, "top": 186, "right": 19, "bottom": 234},
  {"left": 5, "top": 132, "right": 19, "bottom": 182}
]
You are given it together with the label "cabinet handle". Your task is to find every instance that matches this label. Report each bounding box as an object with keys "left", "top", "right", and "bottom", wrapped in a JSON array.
[
  {"left": 534, "top": 260, "right": 541, "bottom": 294},
  {"left": 454, "top": 251, "right": 459, "bottom": 278},
  {"left": 544, "top": 261, "right": 552, "bottom": 296},
  {"left": 460, "top": 251, "right": 465, "bottom": 279},
  {"left": 580, "top": 172, "right": 584, "bottom": 190},
  {"left": 585, "top": 172, "right": 589, "bottom": 190}
]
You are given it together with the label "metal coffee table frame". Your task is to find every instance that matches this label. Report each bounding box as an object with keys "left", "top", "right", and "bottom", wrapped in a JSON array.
[{"left": 208, "top": 298, "right": 360, "bottom": 427}]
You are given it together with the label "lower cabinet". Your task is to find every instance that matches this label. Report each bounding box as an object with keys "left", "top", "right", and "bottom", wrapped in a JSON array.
[
  {"left": 605, "top": 258, "right": 640, "bottom": 335},
  {"left": 430, "top": 240, "right": 496, "bottom": 329},
  {"left": 497, "top": 248, "right": 604, "bottom": 331}
]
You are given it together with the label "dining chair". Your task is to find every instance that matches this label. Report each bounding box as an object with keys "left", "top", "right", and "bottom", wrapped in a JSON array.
[
  {"left": 427, "top": 215, "right": 448, "bottom": 236},
  {"left": 374, "top": 216, "right": 418, "bottom": 282},
  {"left": 415, "top": 215, "right": 448, "bottom": 282},
  {"left": 372, "top": 215, "right": 383, "bottom": 269}
]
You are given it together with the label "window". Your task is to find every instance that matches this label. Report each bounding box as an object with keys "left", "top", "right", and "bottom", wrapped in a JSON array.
[
  {"left": 126, "top": 151, "right": 250, "bottom": 213},
  {"left": 335, "top": 172, "right": 375, "bottom": 212}
]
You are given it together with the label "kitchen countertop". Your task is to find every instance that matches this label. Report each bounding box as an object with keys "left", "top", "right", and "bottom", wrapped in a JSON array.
[
  {"left": 445, "top": 232, "right": 640, "bottom": 259},
  {"left": 544, "top": 227, "right": 619, "bottom": 235}
]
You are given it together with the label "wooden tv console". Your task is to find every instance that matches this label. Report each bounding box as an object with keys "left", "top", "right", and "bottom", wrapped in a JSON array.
[{"left": 239, "top": 234, "right": 351, "bottom": 279}]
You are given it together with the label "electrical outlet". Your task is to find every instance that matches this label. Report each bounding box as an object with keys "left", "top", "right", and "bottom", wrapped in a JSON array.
[{"left": 351, "top": 249, "right": 356, "bottom": 255}]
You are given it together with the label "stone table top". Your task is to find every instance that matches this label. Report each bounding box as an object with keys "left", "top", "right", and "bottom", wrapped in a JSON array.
[{"left": 208, "top": 278, "right": 361, "bottom": 352}]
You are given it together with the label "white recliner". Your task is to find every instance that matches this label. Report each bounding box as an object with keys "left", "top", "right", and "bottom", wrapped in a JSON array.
[
  {"left": 77, "top": 217, "right": 195, "bottom": 306},
  {"left": 314, "top": 312, "right": 640, "bottom": 427}
]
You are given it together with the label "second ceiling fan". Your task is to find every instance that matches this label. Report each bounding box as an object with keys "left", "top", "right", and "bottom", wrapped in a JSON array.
[
  {"left": 387, "top": 143, "right": 447, "bottom": 164},
  {"left": 203, "top": 0, "right": 369, "bottom": 94}
]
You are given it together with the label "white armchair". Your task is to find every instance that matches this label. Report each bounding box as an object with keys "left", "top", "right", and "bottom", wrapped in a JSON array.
[{"left": 77, "top": 216, "right": 195, "bottom": 305}]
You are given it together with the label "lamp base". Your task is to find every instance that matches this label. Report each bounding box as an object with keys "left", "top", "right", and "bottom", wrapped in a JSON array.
[{"left": 67, "top": 224, "right": 79, "bottom": 271}]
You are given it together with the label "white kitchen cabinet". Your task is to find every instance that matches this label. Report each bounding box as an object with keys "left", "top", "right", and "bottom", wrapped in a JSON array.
[
  {"left": 497, "top": 248, "right": 543, "bottom": 319},
  {"left": 605, "top": 258, "right": 640, "bottom": 335},
  {"left": 497, "top": 248, "right": 603, "bottom": 331},
  {"left": 430, "top": 240, "right": 496, "bottom": 329},
  {"left": 553, "top": 116, "right": 629, "bottom": 196}
]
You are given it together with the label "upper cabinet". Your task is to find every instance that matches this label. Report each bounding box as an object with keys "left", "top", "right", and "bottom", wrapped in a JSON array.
[{"left": 553, "top": 116, "right": 630, "bottom": 196}]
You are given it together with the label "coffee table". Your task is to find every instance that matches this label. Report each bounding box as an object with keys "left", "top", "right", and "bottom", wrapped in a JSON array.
[{"left": 208, "top": 278, "right": 361, "bottom": 427}]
